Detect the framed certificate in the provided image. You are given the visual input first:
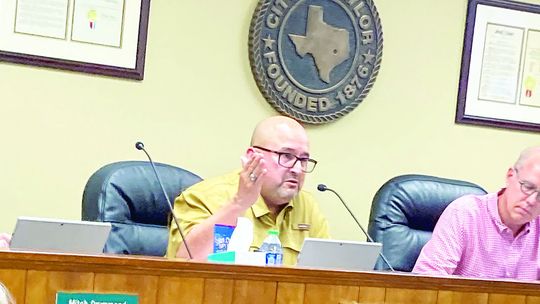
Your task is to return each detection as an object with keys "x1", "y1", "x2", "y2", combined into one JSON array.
[
  {"x1": 0, "y1": 0, "x2": 150, "y2": 80},
  {"x1": 456, "y1": 0, "x2": 540, "y2": 132}
]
